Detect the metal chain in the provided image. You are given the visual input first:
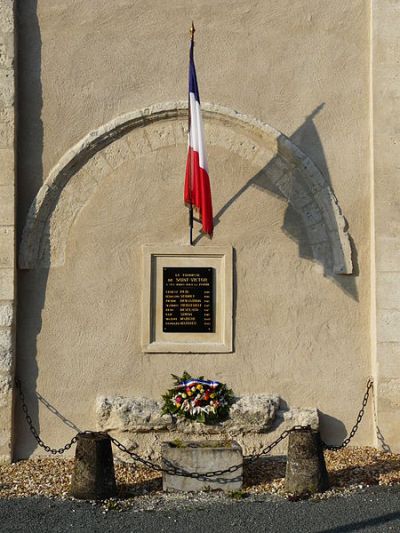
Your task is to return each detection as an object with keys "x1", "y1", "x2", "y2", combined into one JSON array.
[
  {"x1": 322, "y1": 378, "x2": 374, "y2": 450},
  {"x1": 14, "y1": 378, "x2": 78, "y2": 455},
  {"x1": 244, "y1": 425, "x2": 311, "y2": 463},
  {"x1": 14, "y1": 376, "x2": 309, "y2": 477},
  {"x1": 109, "y1": 425, "x2": 311, "y2": 482},
  {"x1": 15, "y1": 376, "x2": 374, "y2": 477}
]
